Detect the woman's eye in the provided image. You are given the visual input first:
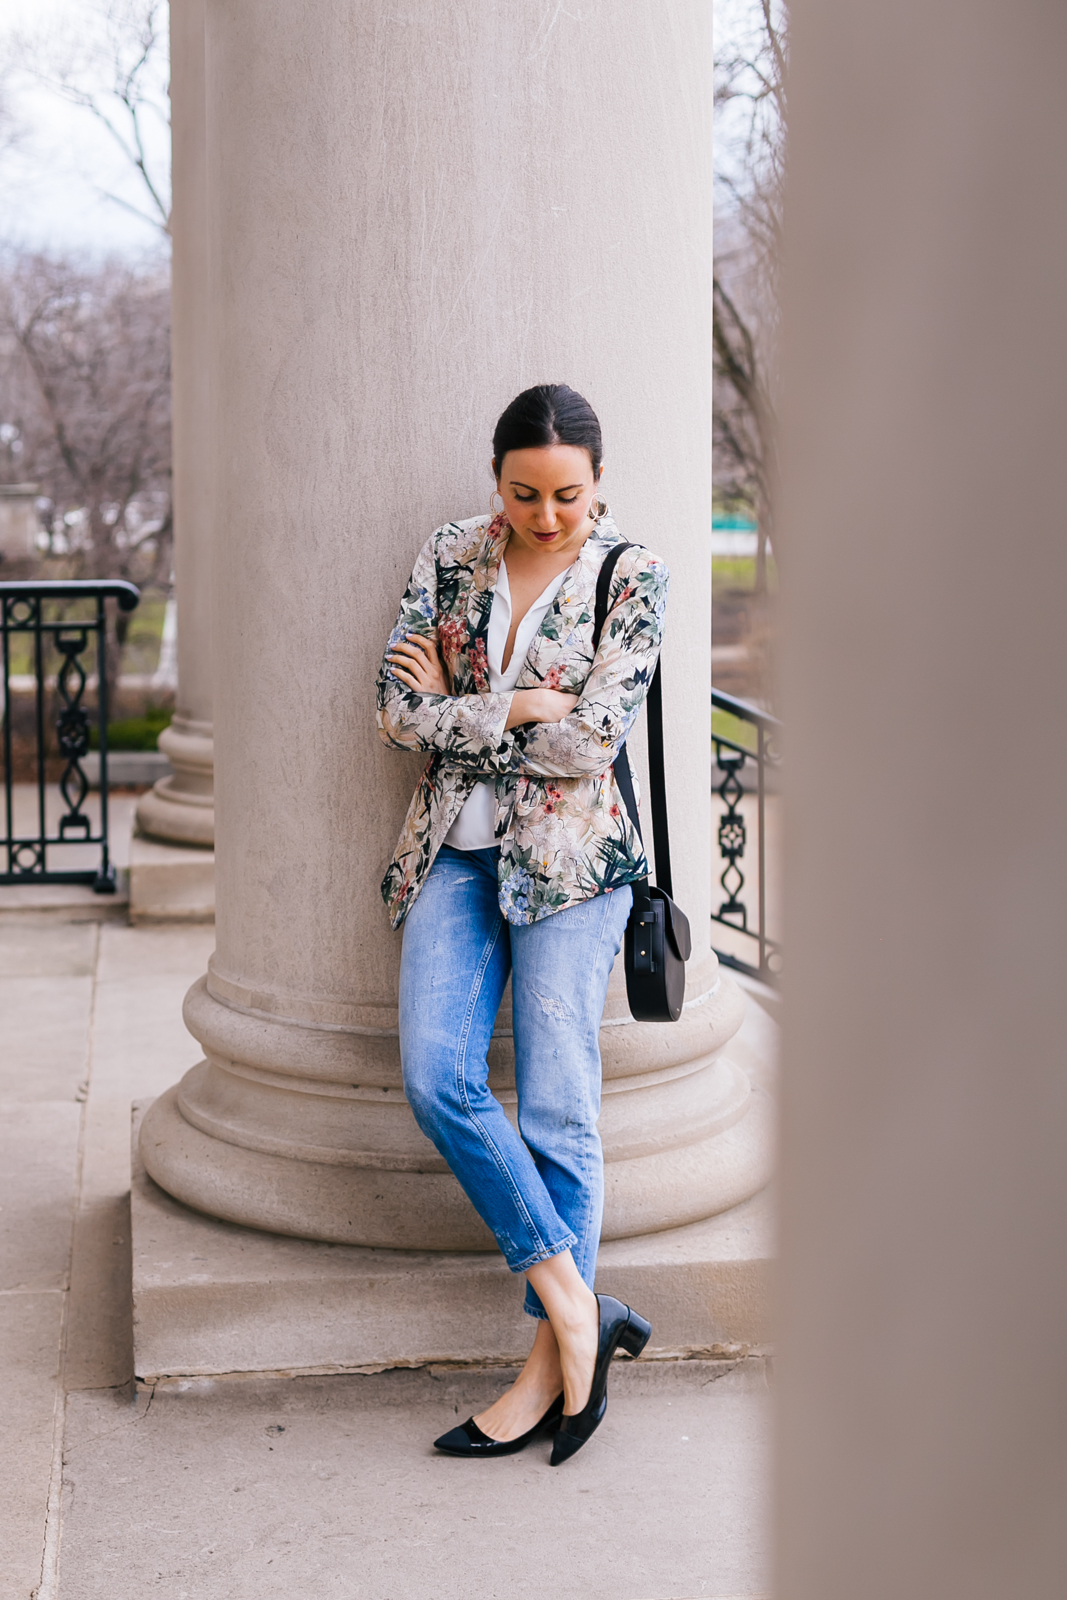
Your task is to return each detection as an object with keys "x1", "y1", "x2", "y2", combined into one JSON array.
[
  {"x1": 558, "y1": 495, "x2": 579, "y2": 505},
  {"x1": 513, "y1": 493, "x2": 537, "y2": 503}
]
